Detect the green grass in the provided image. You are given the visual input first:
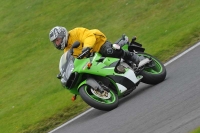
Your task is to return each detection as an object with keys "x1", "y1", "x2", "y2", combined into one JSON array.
[
  {"x1": 190, "y1": 127, "x2": 200, "y2": 133},
  {"x1": 0, "y1": 0, "x2": 200, "y2": 133}
]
